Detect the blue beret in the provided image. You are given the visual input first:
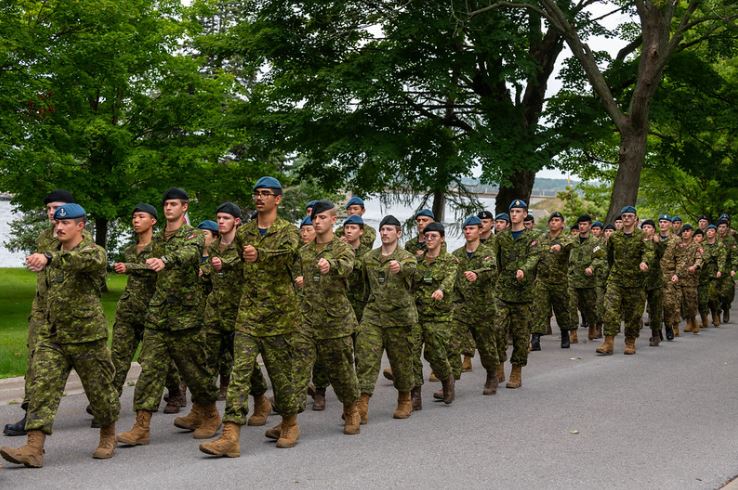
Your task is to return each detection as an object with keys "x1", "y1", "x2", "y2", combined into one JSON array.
[
  {"x1": 306, "y1": 200, "x2": 318, "y2": 209},
  {"x1": 300, "y1": 216, "x2": 313, "y2": 228},
  {"x1": 343, "y1": 215, "x2": 364, "y2": 227},
  {"x1": 620, "y1": 205, "x2": 637, "y2": 215},
  {"x1": 197, "y1": 220, "x2": 219, "y2": 234},
  {"x1": 508, "y1": 199, "x2": 527, "y2": 210},
  {"x1": 132, "y1": 203, "x2": 158, "y2": 219},
  {"x1": 495, "y1": 213, "x2": 510, "y2": 222},
  {"x1": 253, "y1": 176, "x2": 282, "y2": 191},
  {"x1": 658, "y1": 214, "x2": 672, "y2": 222},
  {"x1": 346, "y1": 196, "x2": 365, "y2": 208},
  {"x1": 672, "y1": 215, "x2": 682, "y2": 222},
  {"x1": 707, "y1": 224, "x2": 717, "y2": 230},
  {"x1": 591, "y1": 220, "x2": 604, "y2": 228},
  {"x1": 216, "y1": 201, "x2": 241, "y2": 219},
  {"x1": 719, "y1": 213, "x2": 730, "y2": 221},
  {"x1": 162, "y1": 187, "x2": 188, "y2": 202},
  {"x1": 463, "y1": 215, "x2": 482, "y2": 228},
  {"x1": 54, "y1": 203, "x2": 86, "y2": 220},
  {"x1": 415, "y1": 209, "x2": 435, "y2": 219}
]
